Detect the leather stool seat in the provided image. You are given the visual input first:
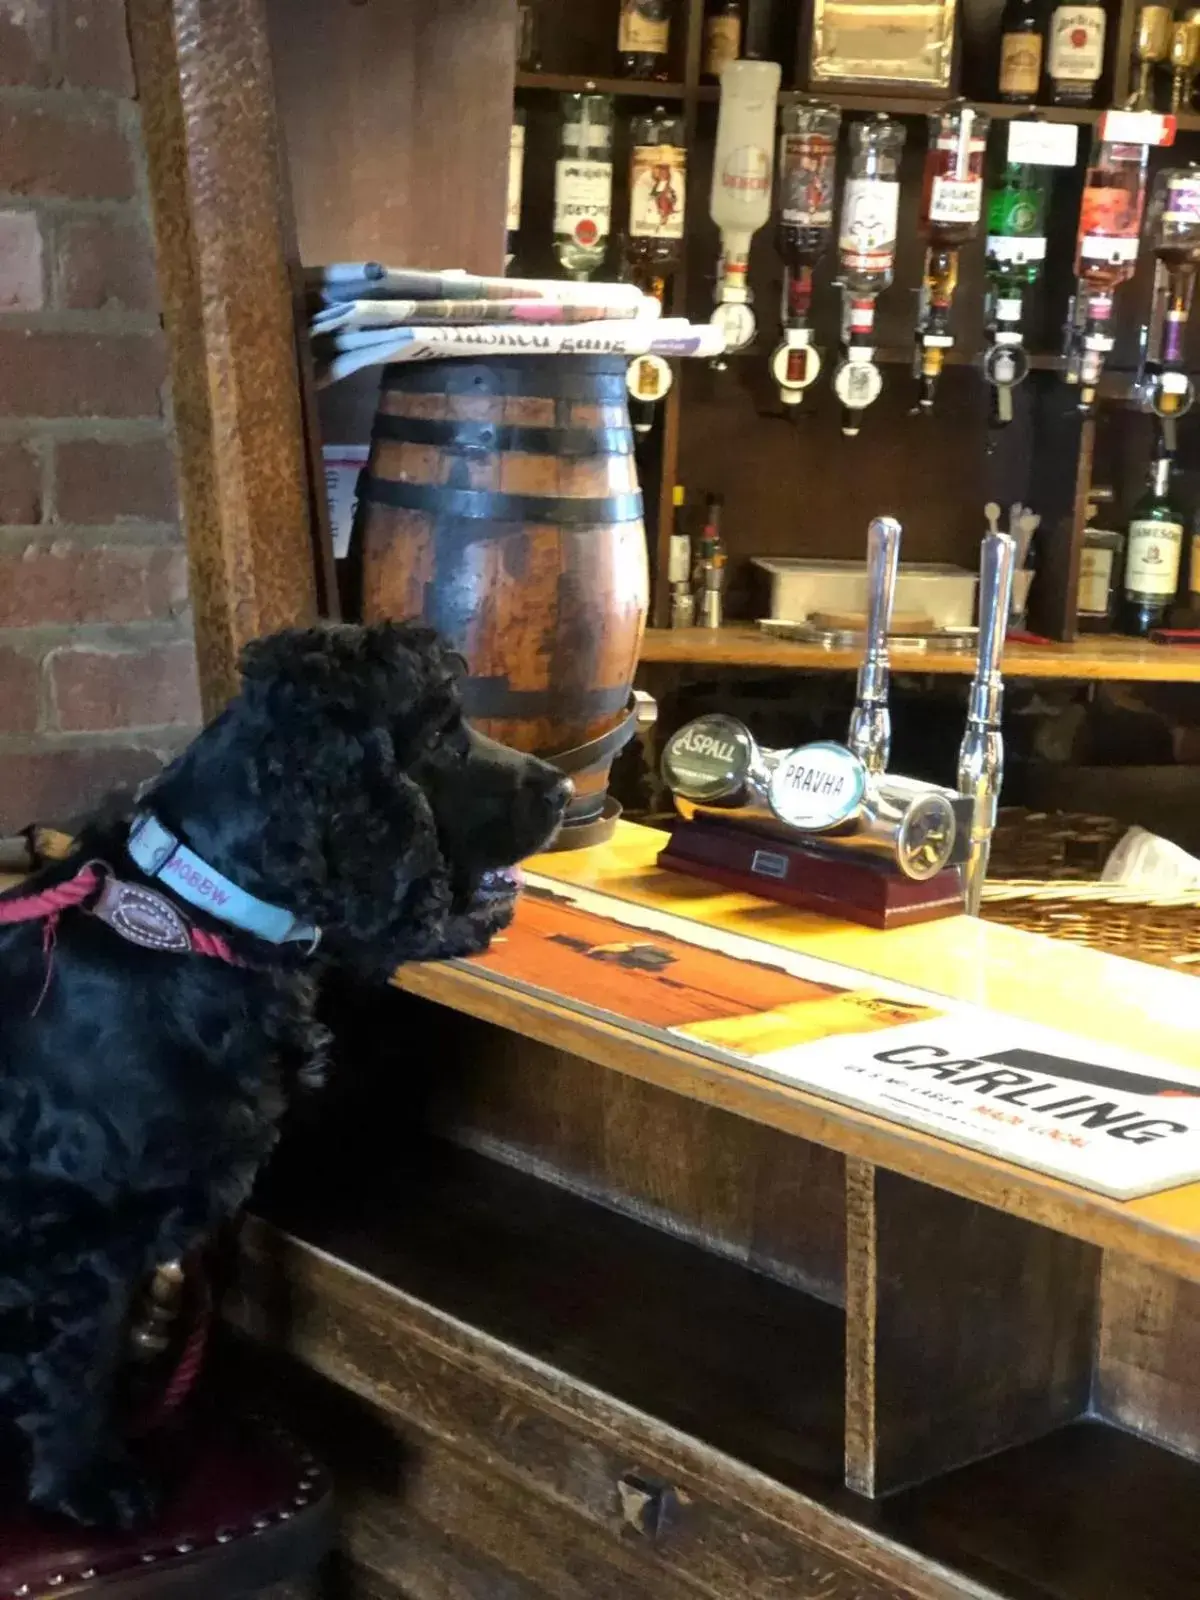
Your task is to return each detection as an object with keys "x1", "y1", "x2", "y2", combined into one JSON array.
[{"x1": 0, "y1": 1417, "x2": 332, "y2": 1600}]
